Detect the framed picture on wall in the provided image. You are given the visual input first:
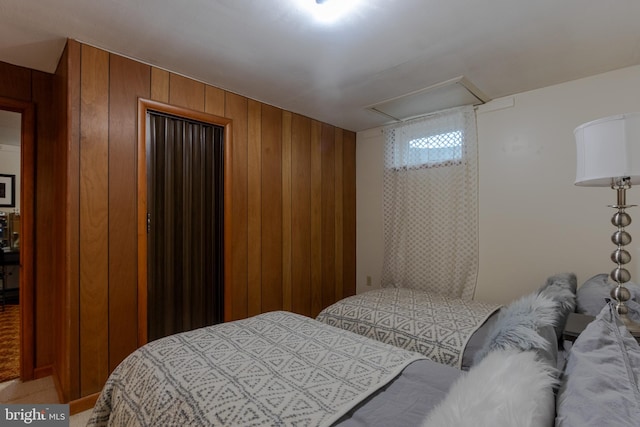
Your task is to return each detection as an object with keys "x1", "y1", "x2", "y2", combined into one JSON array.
[{"x1": 0, "y1": 174, "x2": 16, "y2": 207}]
